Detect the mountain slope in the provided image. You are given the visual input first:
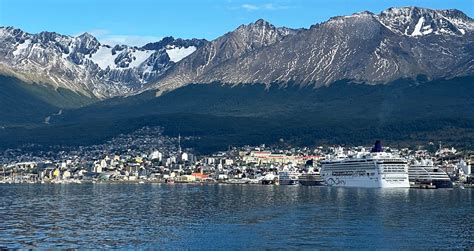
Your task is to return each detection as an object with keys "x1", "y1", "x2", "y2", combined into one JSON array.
[
  {"x1": 6, "y1": 77, "x2": 474, "y2": 152},
  {"x1": 0, "y1": 27, "x2": 207, "y2": 98},
  {"x1": 152, "y1": 19, "x2": 300, "y2": 94},
  {"x1": 56, "y1": 76, "x2": 474, "y2": 122},
  {"x1": 152, "y1": 7, "x2": 474, "y2": 93},
  {"x1": 1, "y1": 6, "x2": 473, "y2": 150},
  {"x1": 1, "y1": 7, "x2": 472, "y2": 99},
  {"x1": 0, "y1": 75, "x2": 96, "y2": 125}
]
